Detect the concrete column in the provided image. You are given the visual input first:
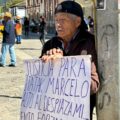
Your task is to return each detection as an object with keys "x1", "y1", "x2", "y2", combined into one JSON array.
[{"x1": 96, "y1": 0, "x2": 119, "y2": 120}]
